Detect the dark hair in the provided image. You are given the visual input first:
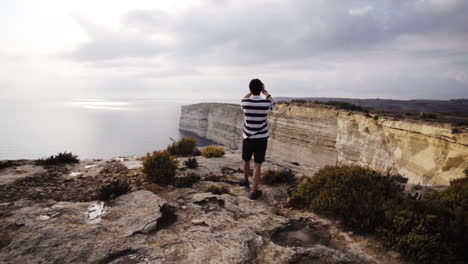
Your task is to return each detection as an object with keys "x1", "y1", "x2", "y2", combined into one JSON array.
[{"x1": 249, "y1": 79, "x2": 263, "y2": 95}]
